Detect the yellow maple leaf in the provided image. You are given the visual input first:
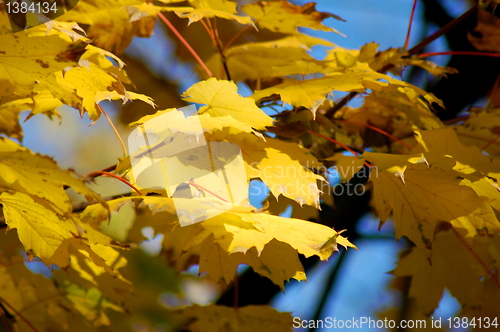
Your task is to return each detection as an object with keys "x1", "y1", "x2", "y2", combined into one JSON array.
[
  {"x1": 0, "y1": 231, "x2": 121, "y2": 331},
  {"x1": 0, "y1": 191, "x2": 120, "y2": 273},
  {"x1": 175, "y1": 0, "x2": 254, "y2": 25},
  {"x1": 0, "y1": 27, "x2": 87, "y2": 99},
  {"x1": 130, "y1": 108, "x2": 256, "y2": 134},
  {"x1": 371, "y1": 164, "x2": 485, "y2": 252},
  {"x1": 0, "y1": 138, "x2": 103, "y2": 214},
  {"x1": 199, "y1": 236, "x2": 306, "y2": 288},
  {"x1": 215, "y1": 132, "x2": 323, "y2": 207},
  {"x1": 451, "y1": 203, "x2": 500, "y2": 241},
  {"x1": 456, "y1": 126, "x2": 500, "y2": 158},
  {"x1": 394, "y1": 230, "x2": 497, "y2": 316},
  {"x1": 207, "y1": 42, "x2": 322, "y2": 82},
  {"x1": 413, "y1": 128, "x2": 500, "y2": 207},
  {"x1": 0, "y1": 106, "x2": 23, "y2": 142},
  {"x1": 363, "y1": 151, "x2": 427, "y2": 184},
  {"x1": 243, "y1": 0, "x2": 344, "y2": 35},
  {"x1": 60, "y1": 0, "x2": 186, "y2": 54},
  {"x1": 182, "y1": 78, "x2": 274, "y2": 130}
]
